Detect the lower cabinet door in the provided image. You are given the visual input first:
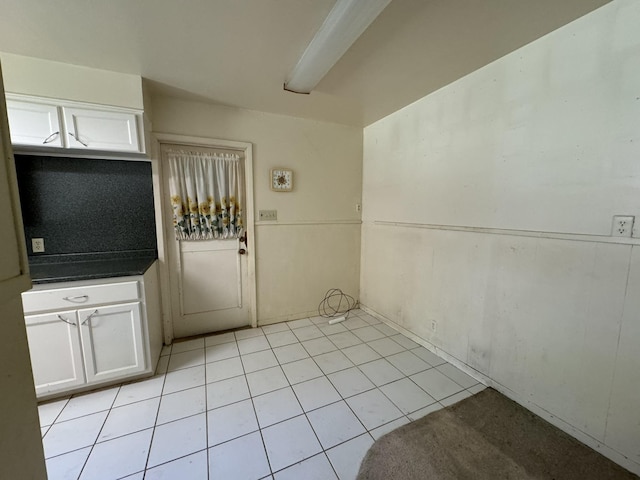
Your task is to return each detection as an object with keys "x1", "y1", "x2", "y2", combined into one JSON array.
[
  {"x1": 78, "y1": 302, "x2": 146, "y2": 384},
  {"x1": 25, "y1": 310, "x2": 86, "y2": 396}
]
